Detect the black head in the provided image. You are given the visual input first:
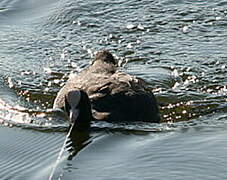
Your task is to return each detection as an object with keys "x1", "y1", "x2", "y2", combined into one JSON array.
[
  {"x1": 93, "y1": 50, "x2": 116, "y2": 65},
  {"x1": 65, "y1": 90, "x2": 92, "y2": 131}
]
